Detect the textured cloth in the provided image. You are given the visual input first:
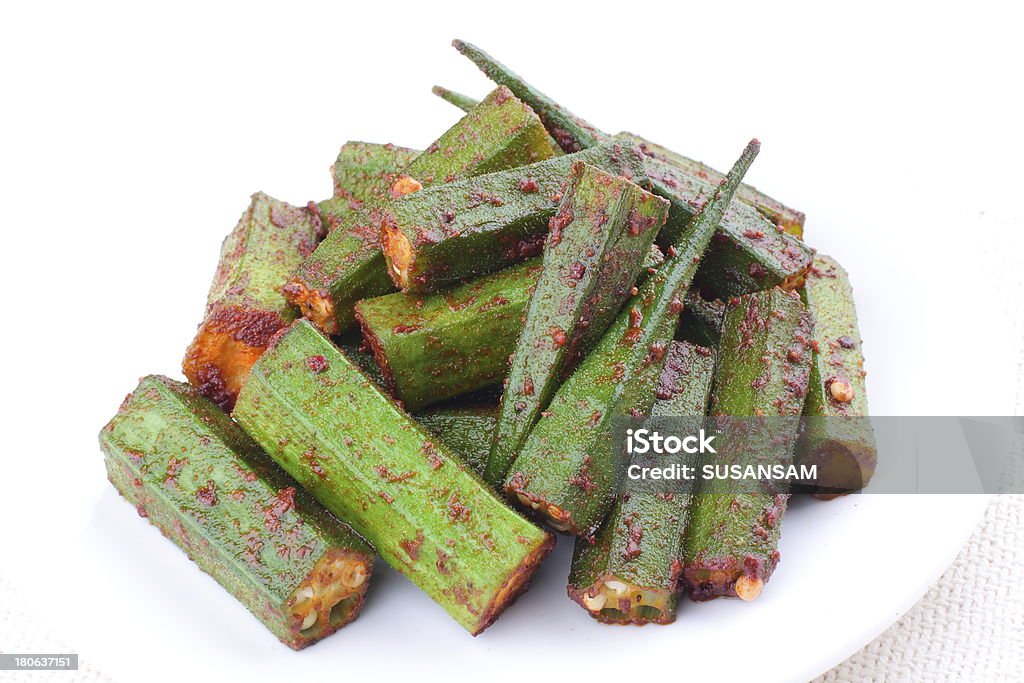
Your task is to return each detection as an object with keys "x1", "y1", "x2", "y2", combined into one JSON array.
[{"x1": 816, "y1": 495, "x2": 1024, "y2": 682}]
